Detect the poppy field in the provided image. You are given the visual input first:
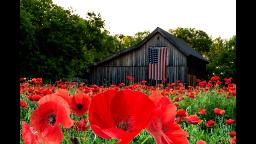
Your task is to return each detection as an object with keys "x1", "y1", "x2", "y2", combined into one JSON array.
[{"x1": 20, "y1": 76, "x2": 236, "y2": 144}]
